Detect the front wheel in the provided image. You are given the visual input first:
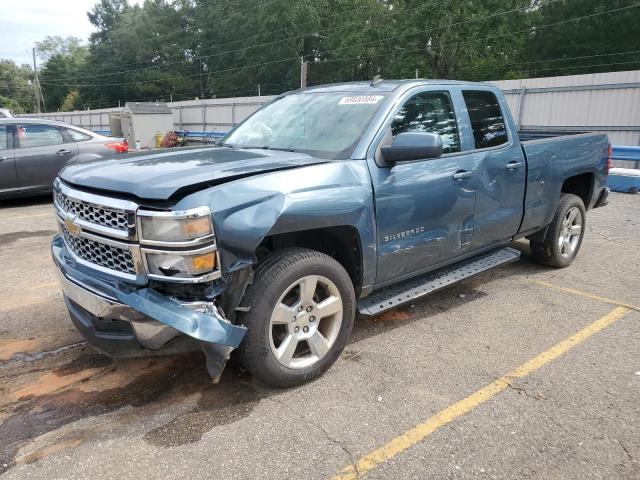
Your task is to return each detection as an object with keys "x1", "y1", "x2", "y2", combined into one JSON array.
[
  {"x1": 237, "y1": 248, "x2": 355, "y2": 388},
  {"x1": 530, "y1": 193, "x2": 586, "y2": 268}
]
